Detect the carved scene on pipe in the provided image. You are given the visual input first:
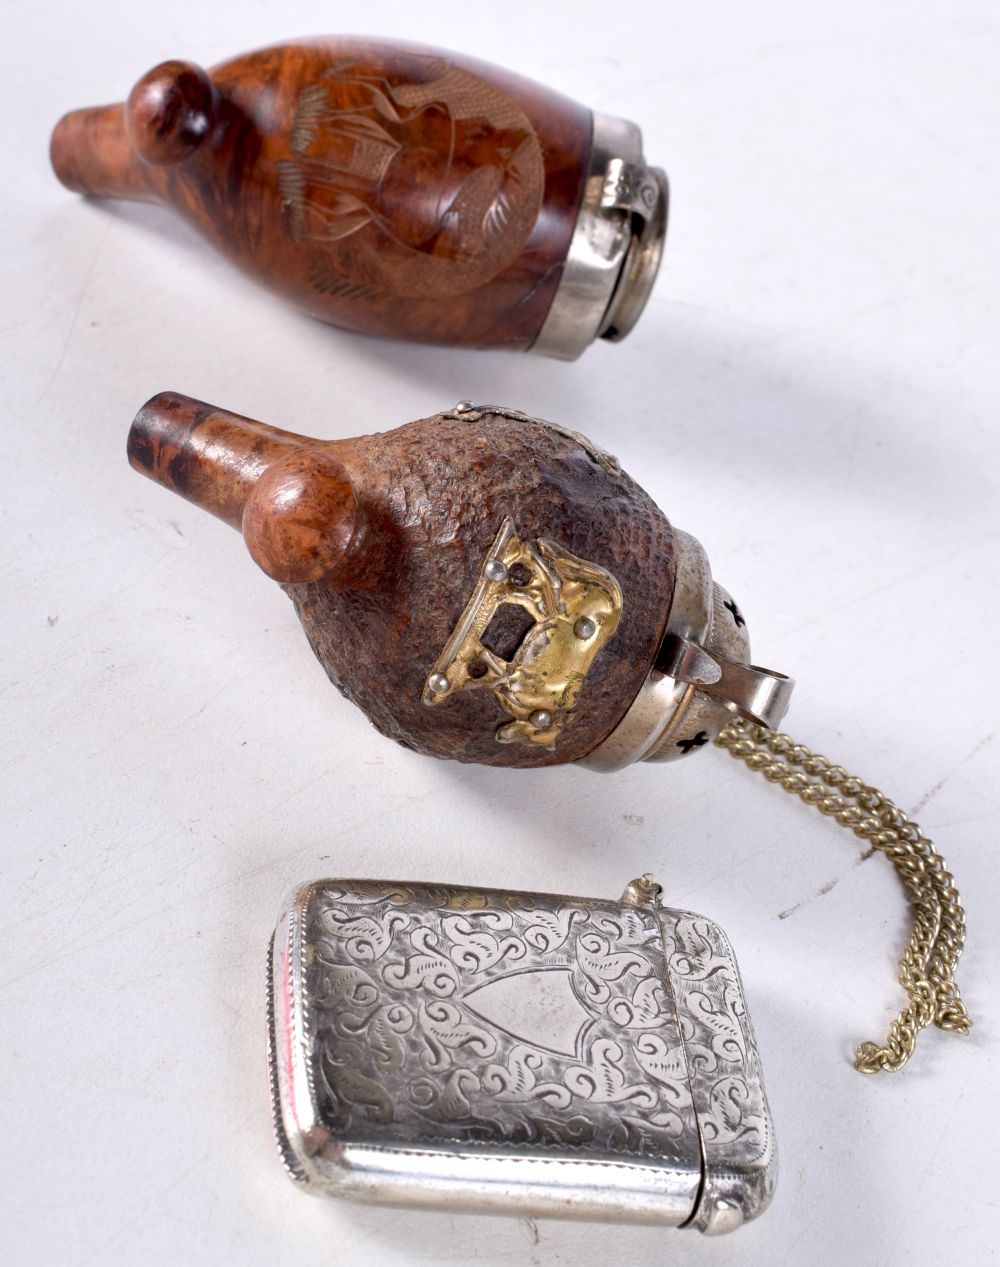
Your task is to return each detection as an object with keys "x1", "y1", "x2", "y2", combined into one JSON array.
[{"x1": 51, "y1": 38, "x2": 667, "y2": 356}]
